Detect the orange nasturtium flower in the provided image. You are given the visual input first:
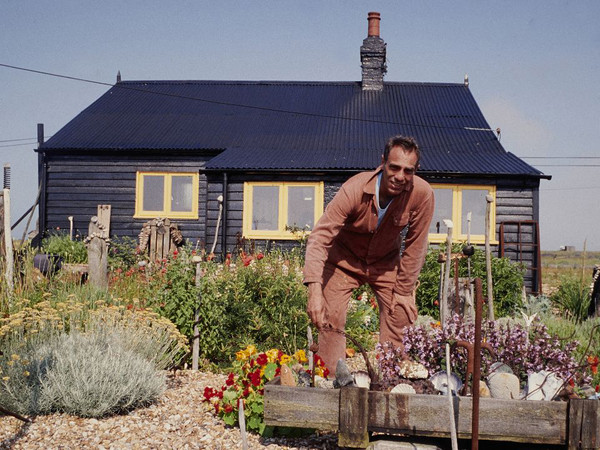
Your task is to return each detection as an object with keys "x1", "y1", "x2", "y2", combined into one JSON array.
[{"x1": 587, "y1": 355, "x2": 599, "y2": 375}]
